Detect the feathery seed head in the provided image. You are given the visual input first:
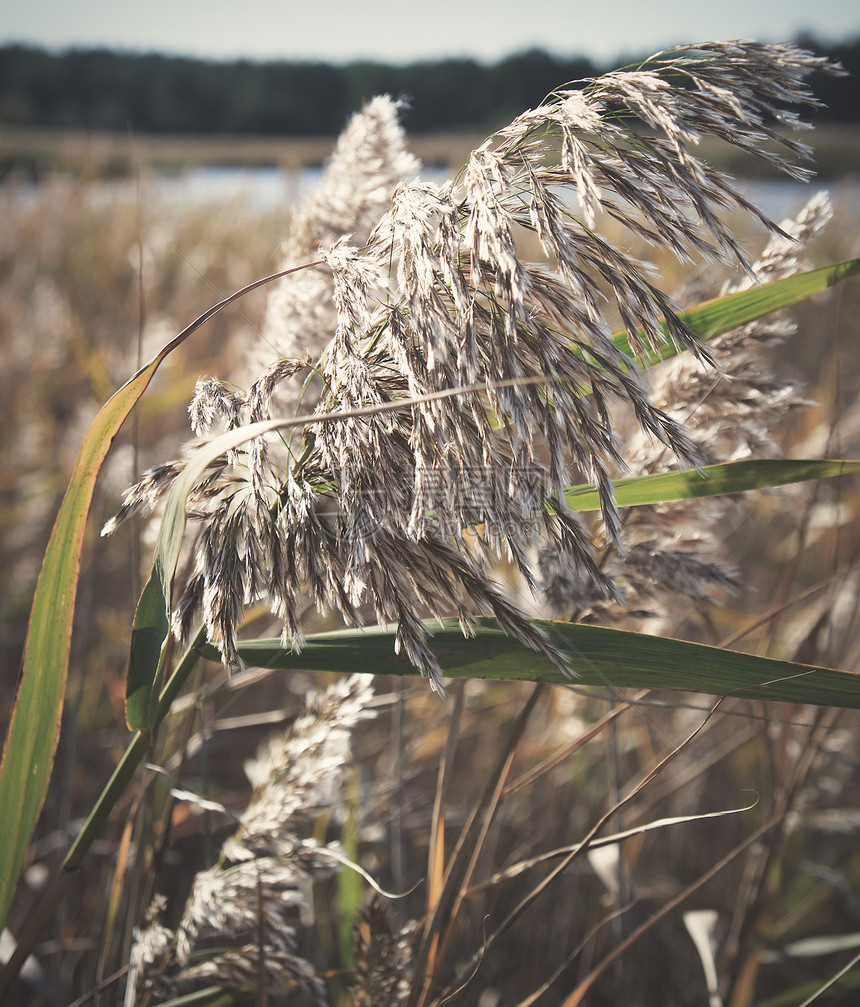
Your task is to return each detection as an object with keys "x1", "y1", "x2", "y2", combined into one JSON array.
[
  {"x1": 105, "y1": 42, "x2": 842, "y2": 688},
  {"x1": 127, "y1": 676, "x2": 373, "y2": 1002}
]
